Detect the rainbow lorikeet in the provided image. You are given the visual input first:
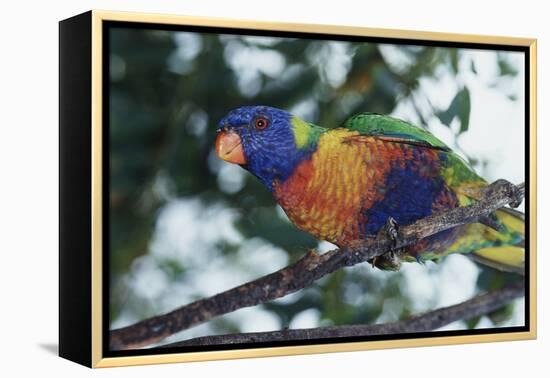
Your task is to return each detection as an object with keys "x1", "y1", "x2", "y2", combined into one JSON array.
[{"x1": 215, "y1": 106, "x2": 524, "y2": 273}]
